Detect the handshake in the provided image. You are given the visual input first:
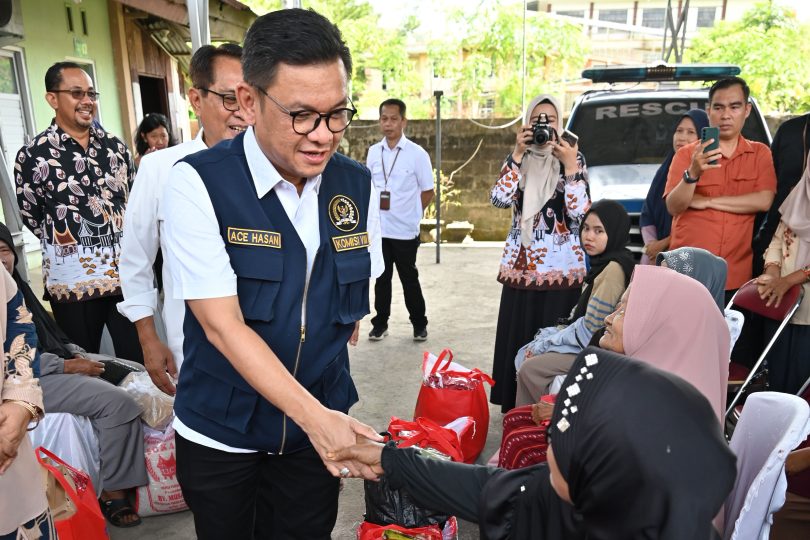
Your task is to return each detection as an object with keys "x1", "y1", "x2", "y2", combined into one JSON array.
[{"x1": 326, "y1": 435, "x2": 387, "y2": 481}]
